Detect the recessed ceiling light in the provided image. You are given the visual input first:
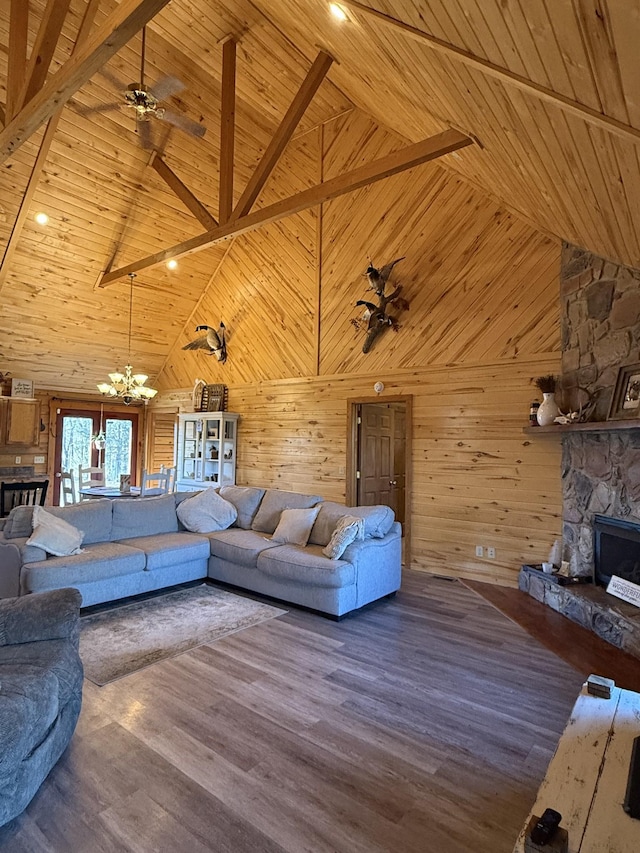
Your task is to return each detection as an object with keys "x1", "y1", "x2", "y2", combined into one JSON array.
[
  {"x1": 35, "y1": 212, "x2": 49, "y2": 225},
  {"x1": 166, "y1": 259, "x2": 178, "y2": 270},
  {"x1": 329, "y1": 3, "x2": 349, "y2": 22}
]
